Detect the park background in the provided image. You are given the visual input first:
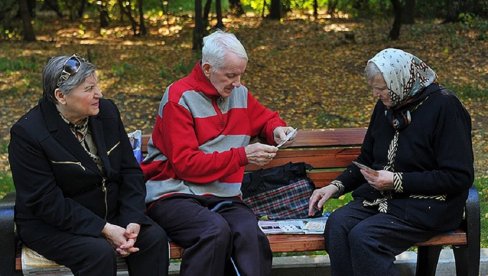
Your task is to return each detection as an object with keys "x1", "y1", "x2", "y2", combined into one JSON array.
[{"x1": 0, "y1": 0, "x2": 487, "y2": 248}]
